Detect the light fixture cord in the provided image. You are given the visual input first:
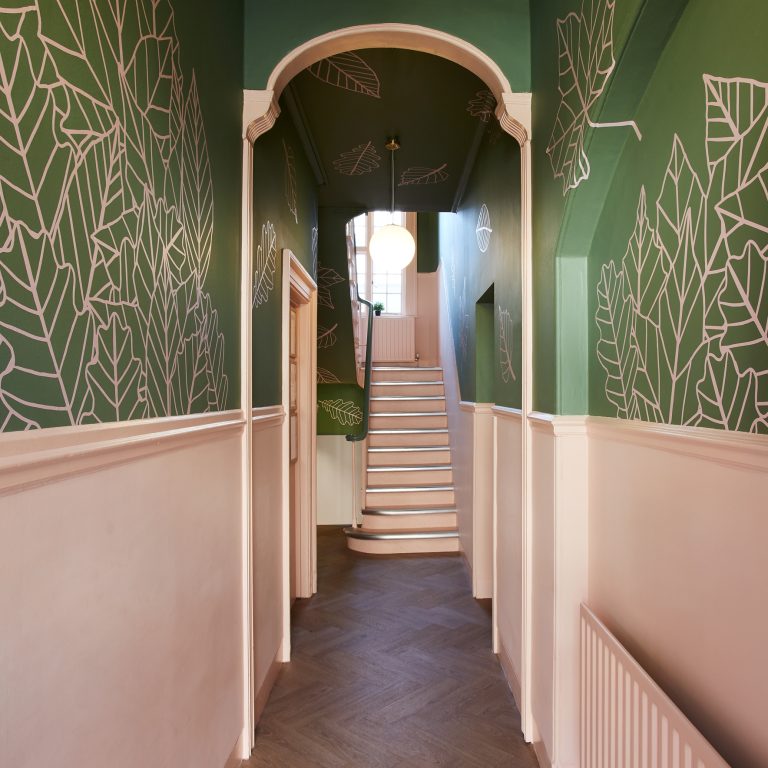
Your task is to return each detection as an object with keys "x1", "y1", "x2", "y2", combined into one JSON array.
[{"x1": 390, "y1": 144, "x2": 395, "y2": 215}]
